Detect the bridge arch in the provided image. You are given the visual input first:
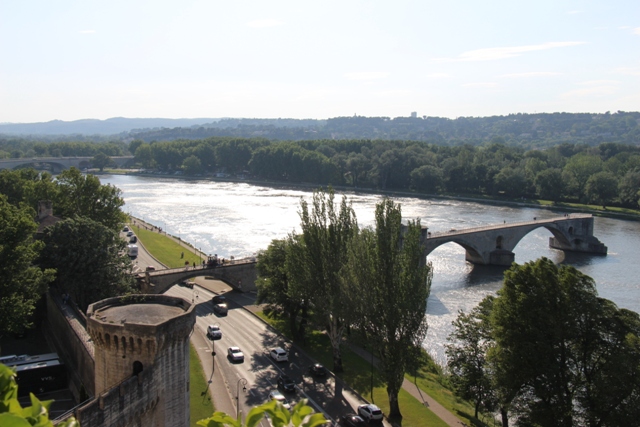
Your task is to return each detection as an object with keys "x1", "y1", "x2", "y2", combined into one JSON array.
[{"x1": 419, "y1": 215, "x2": 607, "y2": 266}]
